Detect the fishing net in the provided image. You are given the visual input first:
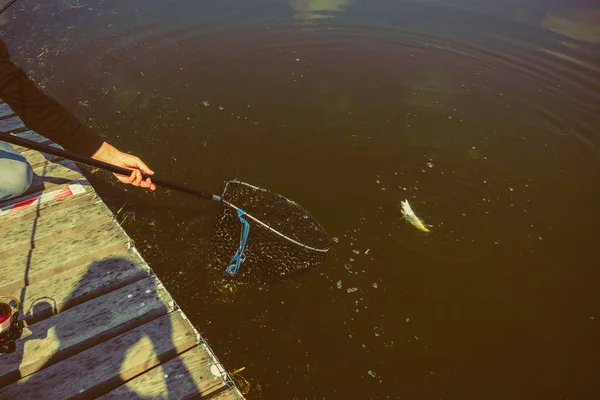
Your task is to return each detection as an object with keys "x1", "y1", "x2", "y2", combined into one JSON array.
[{"x1": 211, "y1": 180, "x2": 331, "y2": 280}]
